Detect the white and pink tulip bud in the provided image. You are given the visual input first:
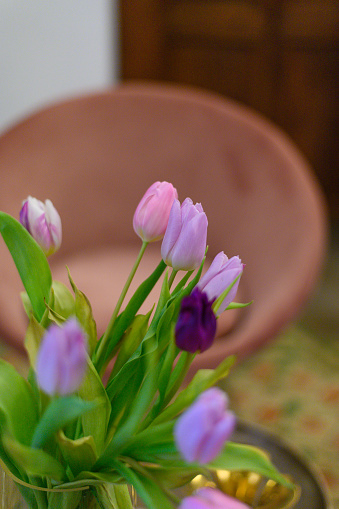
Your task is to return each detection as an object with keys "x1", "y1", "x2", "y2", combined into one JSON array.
[
  {"x1": 133, "y1": 181, "x2": 178, "y2": 242},
  {"x1": 20, "y1": 196, "x2": 62, "y2": 256}
]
